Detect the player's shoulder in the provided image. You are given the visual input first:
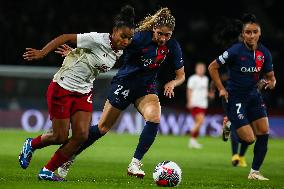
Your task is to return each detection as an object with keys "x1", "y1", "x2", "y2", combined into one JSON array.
[
  {"x1": 258, "y1": 43, "x2": 271, "y2": 54},
  {"x1": 167, "y1": 38, "x2": 181, "y2": 49},
  {"x1": 133, "y1": 31, "x2": 152, "y2": 44},
  {"x1": 229, "y1": 42, "x2": 243, "y2": 51}
]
